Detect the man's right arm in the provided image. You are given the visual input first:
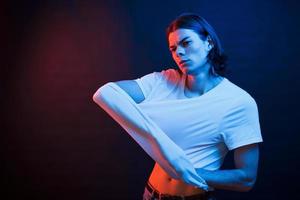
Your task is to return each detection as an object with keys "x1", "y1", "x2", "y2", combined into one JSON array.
[{"x1": 92, "y1": 81, "x2": 210, "y2": 190}]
